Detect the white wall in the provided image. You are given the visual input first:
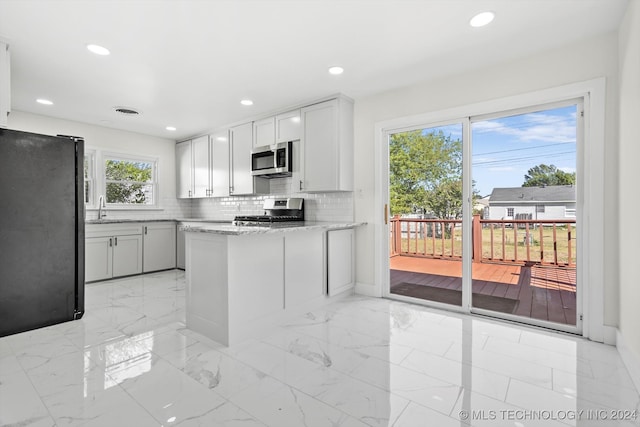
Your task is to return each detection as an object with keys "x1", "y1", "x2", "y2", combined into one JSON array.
[
  {"x1": 353, "y1": 32, "x2": 620, "y2": 327},
  {"x1": 7, "y1": 110, "x2": 191, "y2": 220},
  {"x1": 618, "y1": 0, "x2": 640, "y2": 387}
]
